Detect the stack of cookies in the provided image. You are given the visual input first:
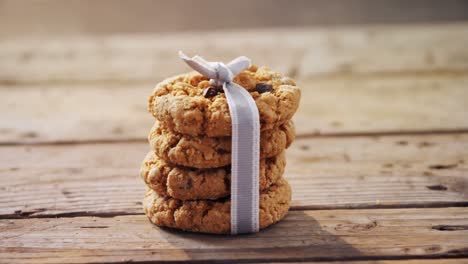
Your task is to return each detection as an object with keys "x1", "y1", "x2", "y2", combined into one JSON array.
[{"x1": 140, "y1": 65, "x2": 301, "y2": 234}]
